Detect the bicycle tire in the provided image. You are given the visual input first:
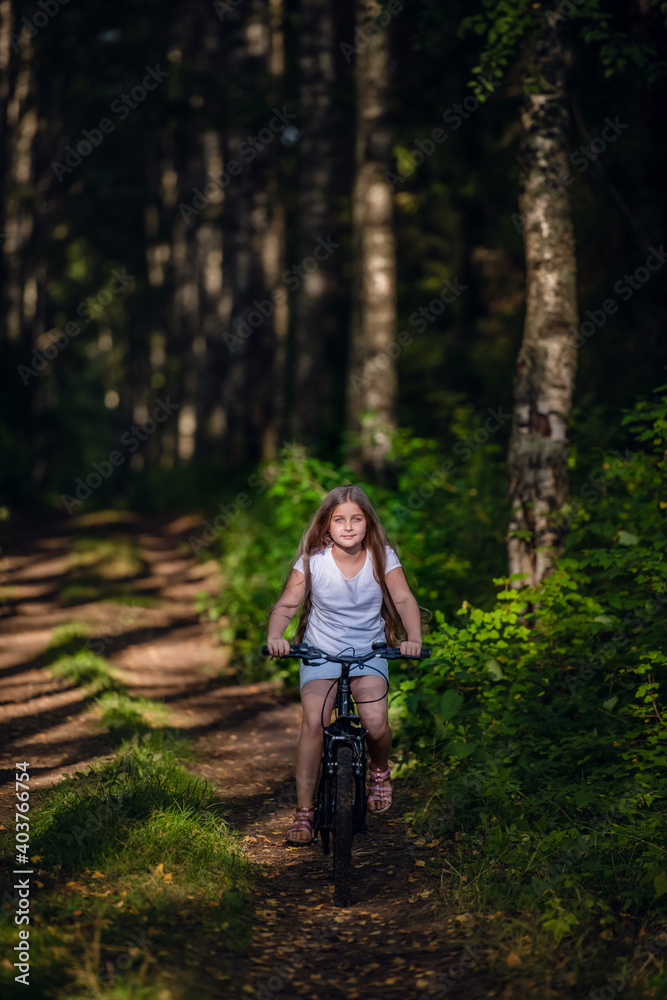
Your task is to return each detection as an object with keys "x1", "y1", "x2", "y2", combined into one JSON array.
[
  {"x1": 333, "y1": 745, "x2": 355, "y2": 907},
  {"x1": 316, "y1": 769, "x2": 331, "y2": 855}
]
